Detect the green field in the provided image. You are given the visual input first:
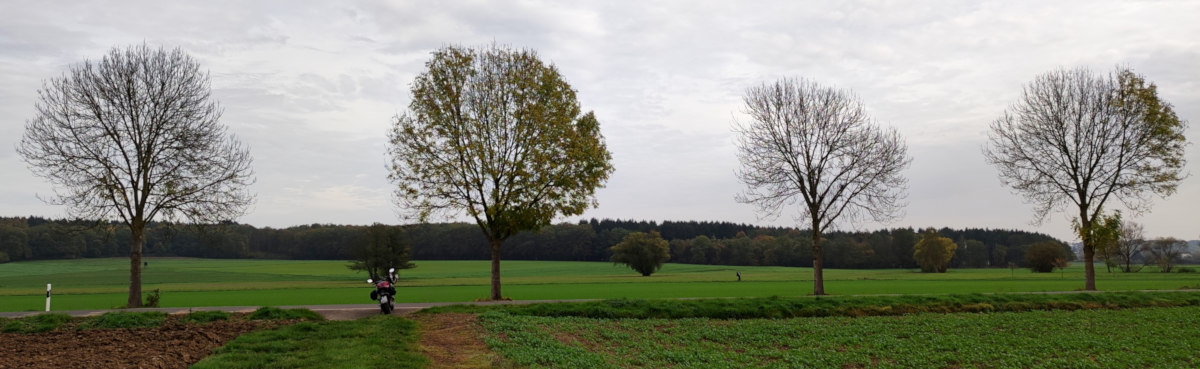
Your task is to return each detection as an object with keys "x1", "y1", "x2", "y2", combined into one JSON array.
[
  {"x1": 1, "y1": 258, "x2": 1197, "y2": 311},
  {"x1": 480, "y1": 306, "x2": 1200, "y2": 368}
]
